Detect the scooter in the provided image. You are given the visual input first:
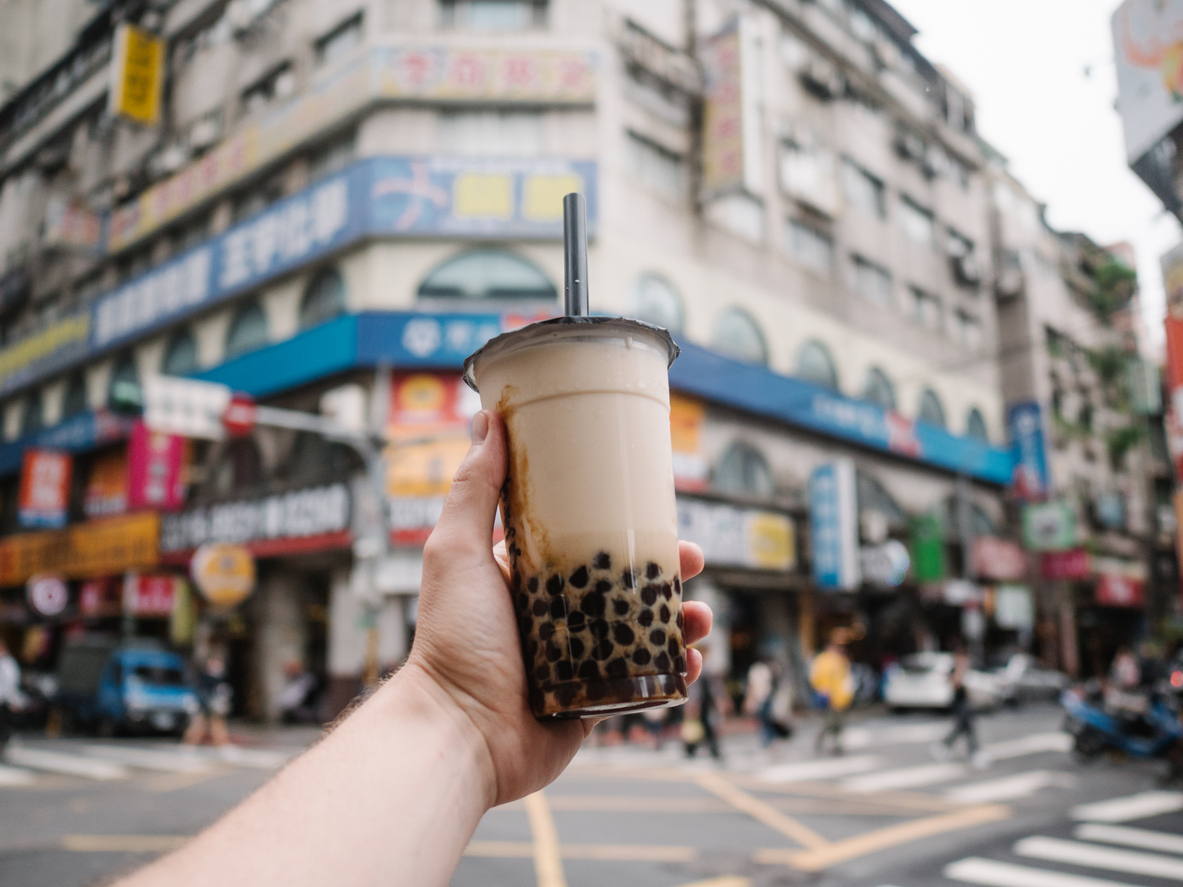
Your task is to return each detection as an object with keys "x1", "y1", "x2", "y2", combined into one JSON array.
[{"x1": 1061, "y1": 686, "x2": 1183, "y2": 780}]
